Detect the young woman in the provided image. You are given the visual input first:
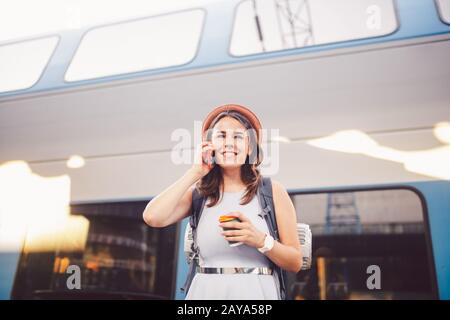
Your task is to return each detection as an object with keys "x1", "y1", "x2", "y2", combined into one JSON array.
[{"x1": 143, "y1": 104, "x2": 302, "y2": 299}]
